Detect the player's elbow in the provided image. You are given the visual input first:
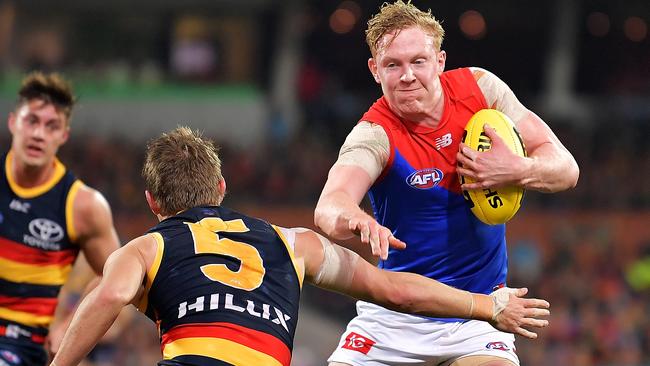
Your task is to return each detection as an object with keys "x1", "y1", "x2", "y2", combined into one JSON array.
[
  {"x1": 554, "y1": 159, "x2": 580, "y2": 192},
  {"x1": 560, "y1": 152, "x2": 580, "y2": 190},
  {"x1": 95, "y1": 283, "x2": 135, "y2": 308}
]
